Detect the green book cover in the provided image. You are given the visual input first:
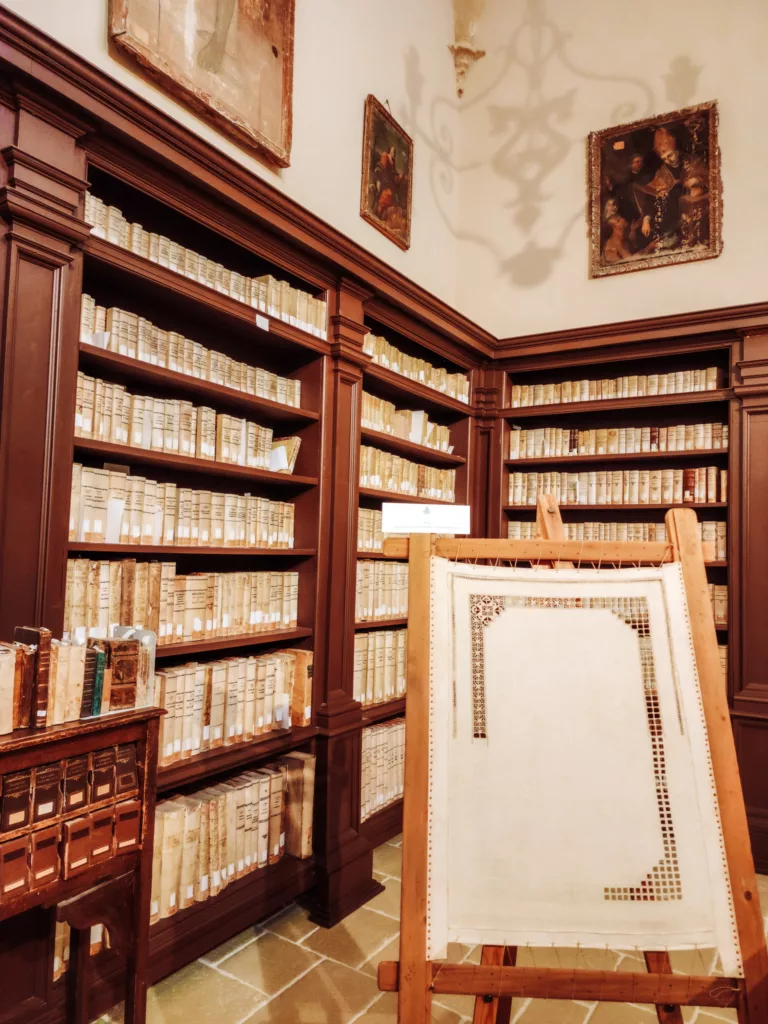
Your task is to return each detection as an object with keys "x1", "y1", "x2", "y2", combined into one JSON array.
[{"x1": 91, "y1": 649, "x2": 106, "y2": 716}]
